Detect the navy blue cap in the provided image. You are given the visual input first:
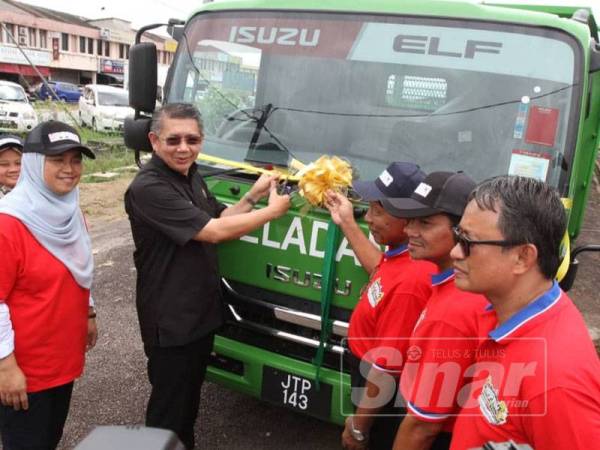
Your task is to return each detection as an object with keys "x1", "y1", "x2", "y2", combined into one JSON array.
[
  {"x1": 384, "y1": 171, "x2": 476, "y2": 218},
  {"x1": 353, "y1": 162, "x2": 426, "y2": 202}
]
